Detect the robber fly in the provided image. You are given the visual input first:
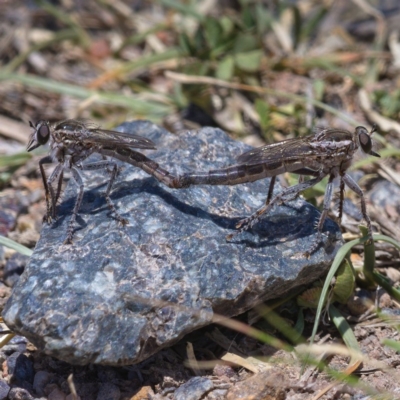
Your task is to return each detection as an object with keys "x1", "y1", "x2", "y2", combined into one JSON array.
[
  {"x1": 27, "y1": 119, "x2": 176, "y2": 244},
  {"x1": 172, "y1": 126, "x2": 380, "y2": 256}
]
